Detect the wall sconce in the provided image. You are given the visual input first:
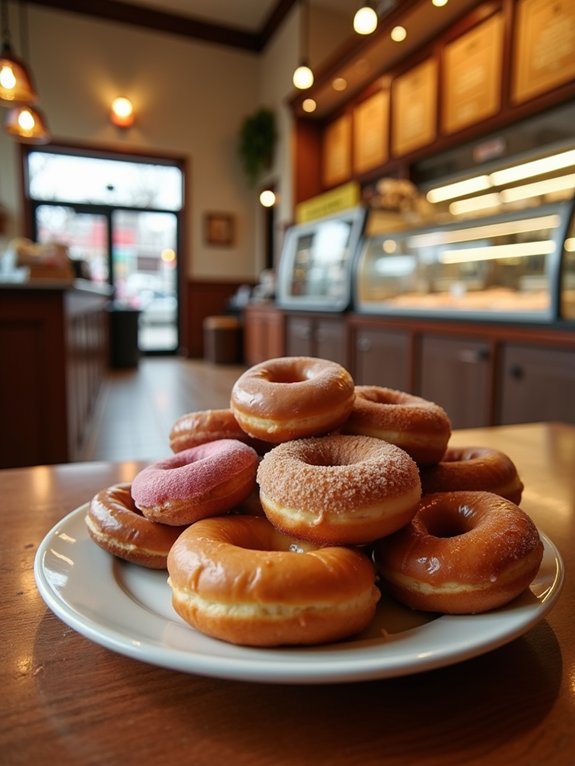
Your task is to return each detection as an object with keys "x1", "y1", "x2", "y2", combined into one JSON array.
[
  {"x1": 293, "y1": 0, "x2": 313, "y2": 90},
  {"x1": 353, "y1": 3, "x2": 378, "y2": 35},
  {"x1": 110, "y1": 96, "x2": 135, "y2": 128},
  {"x1": 4, "y1": 103, "x2": 49, "y2": 142}
]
